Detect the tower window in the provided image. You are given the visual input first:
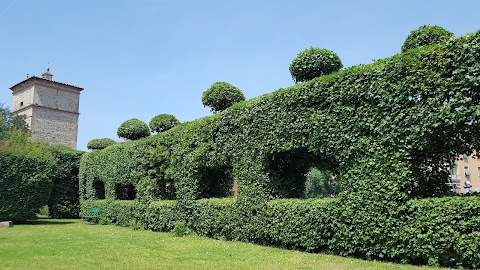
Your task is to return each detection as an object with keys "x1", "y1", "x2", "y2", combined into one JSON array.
[{"x1": 20, "y1": 102, "x2": 23, "y2": 107}]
